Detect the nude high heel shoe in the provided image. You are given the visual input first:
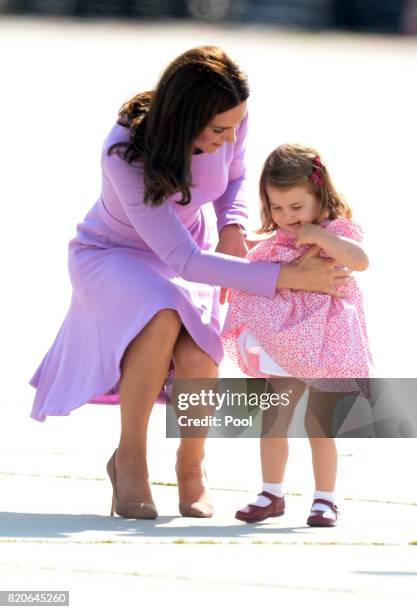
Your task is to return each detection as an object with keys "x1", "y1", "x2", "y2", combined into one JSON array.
[{"x1": 106, "y1": 449, "x2": 158, "y2": 519}]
